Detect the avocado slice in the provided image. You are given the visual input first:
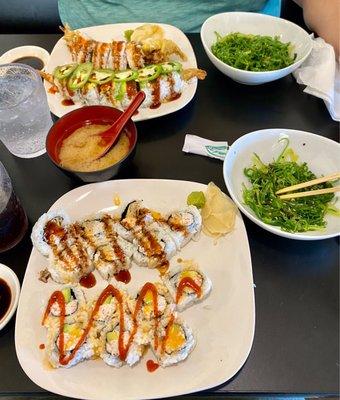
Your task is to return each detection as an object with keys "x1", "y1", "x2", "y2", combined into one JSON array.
[
  {"x1": 104, "y1": 295, "x2": 113, "y2": 304},
  {"x1": 62, "y1": 288, "x2": 72, "y2": 303},
  {"x1": 63, "y1": 323, "x2": 77, "y2": 333},
  {"x1": 106, "y1": 331, "x2": 119, "y2": 342}
]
